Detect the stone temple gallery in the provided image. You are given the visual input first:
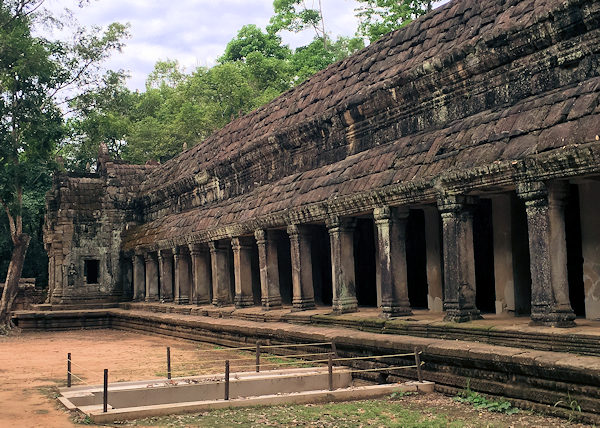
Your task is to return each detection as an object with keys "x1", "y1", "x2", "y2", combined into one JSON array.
[{"x1": 44, "y1": 0, "x2": 600, "y2": 328}]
